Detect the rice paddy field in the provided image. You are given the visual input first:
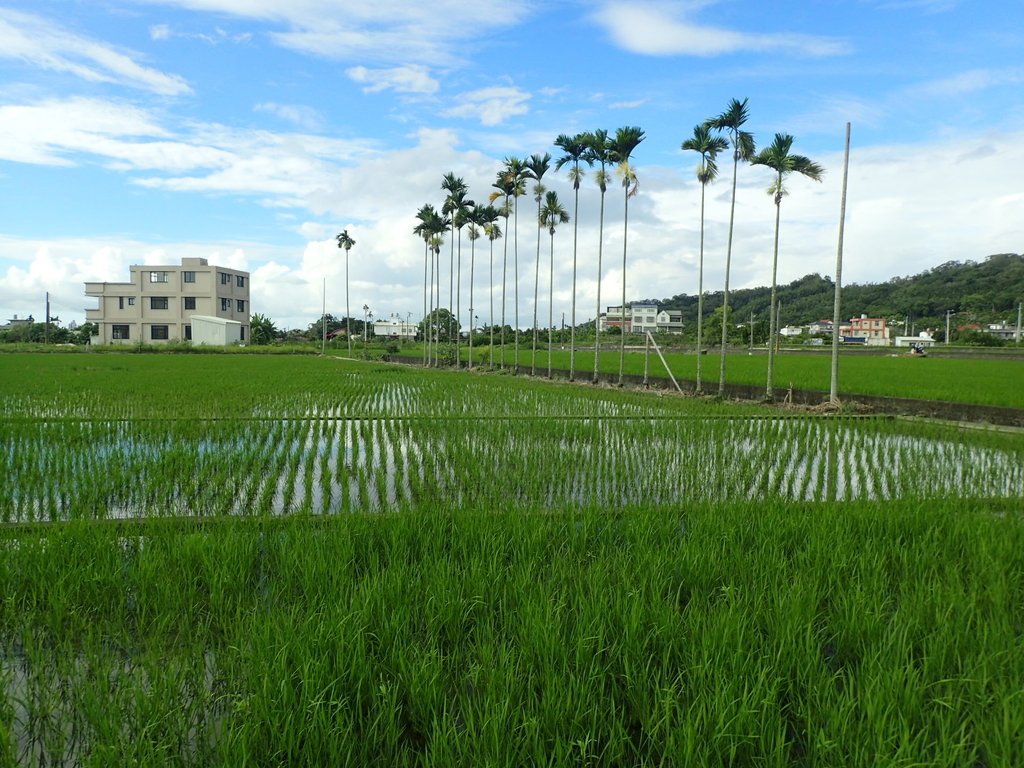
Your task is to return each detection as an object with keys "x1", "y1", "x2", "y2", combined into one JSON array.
[{"x1": 2, "y1": 353, "x2": 1023, "y2": 766}]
